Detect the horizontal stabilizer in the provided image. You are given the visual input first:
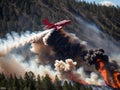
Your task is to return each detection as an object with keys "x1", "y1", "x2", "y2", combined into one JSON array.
[{"x1": 43, "y1": 19, "x2": 53, "y2": 26}]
